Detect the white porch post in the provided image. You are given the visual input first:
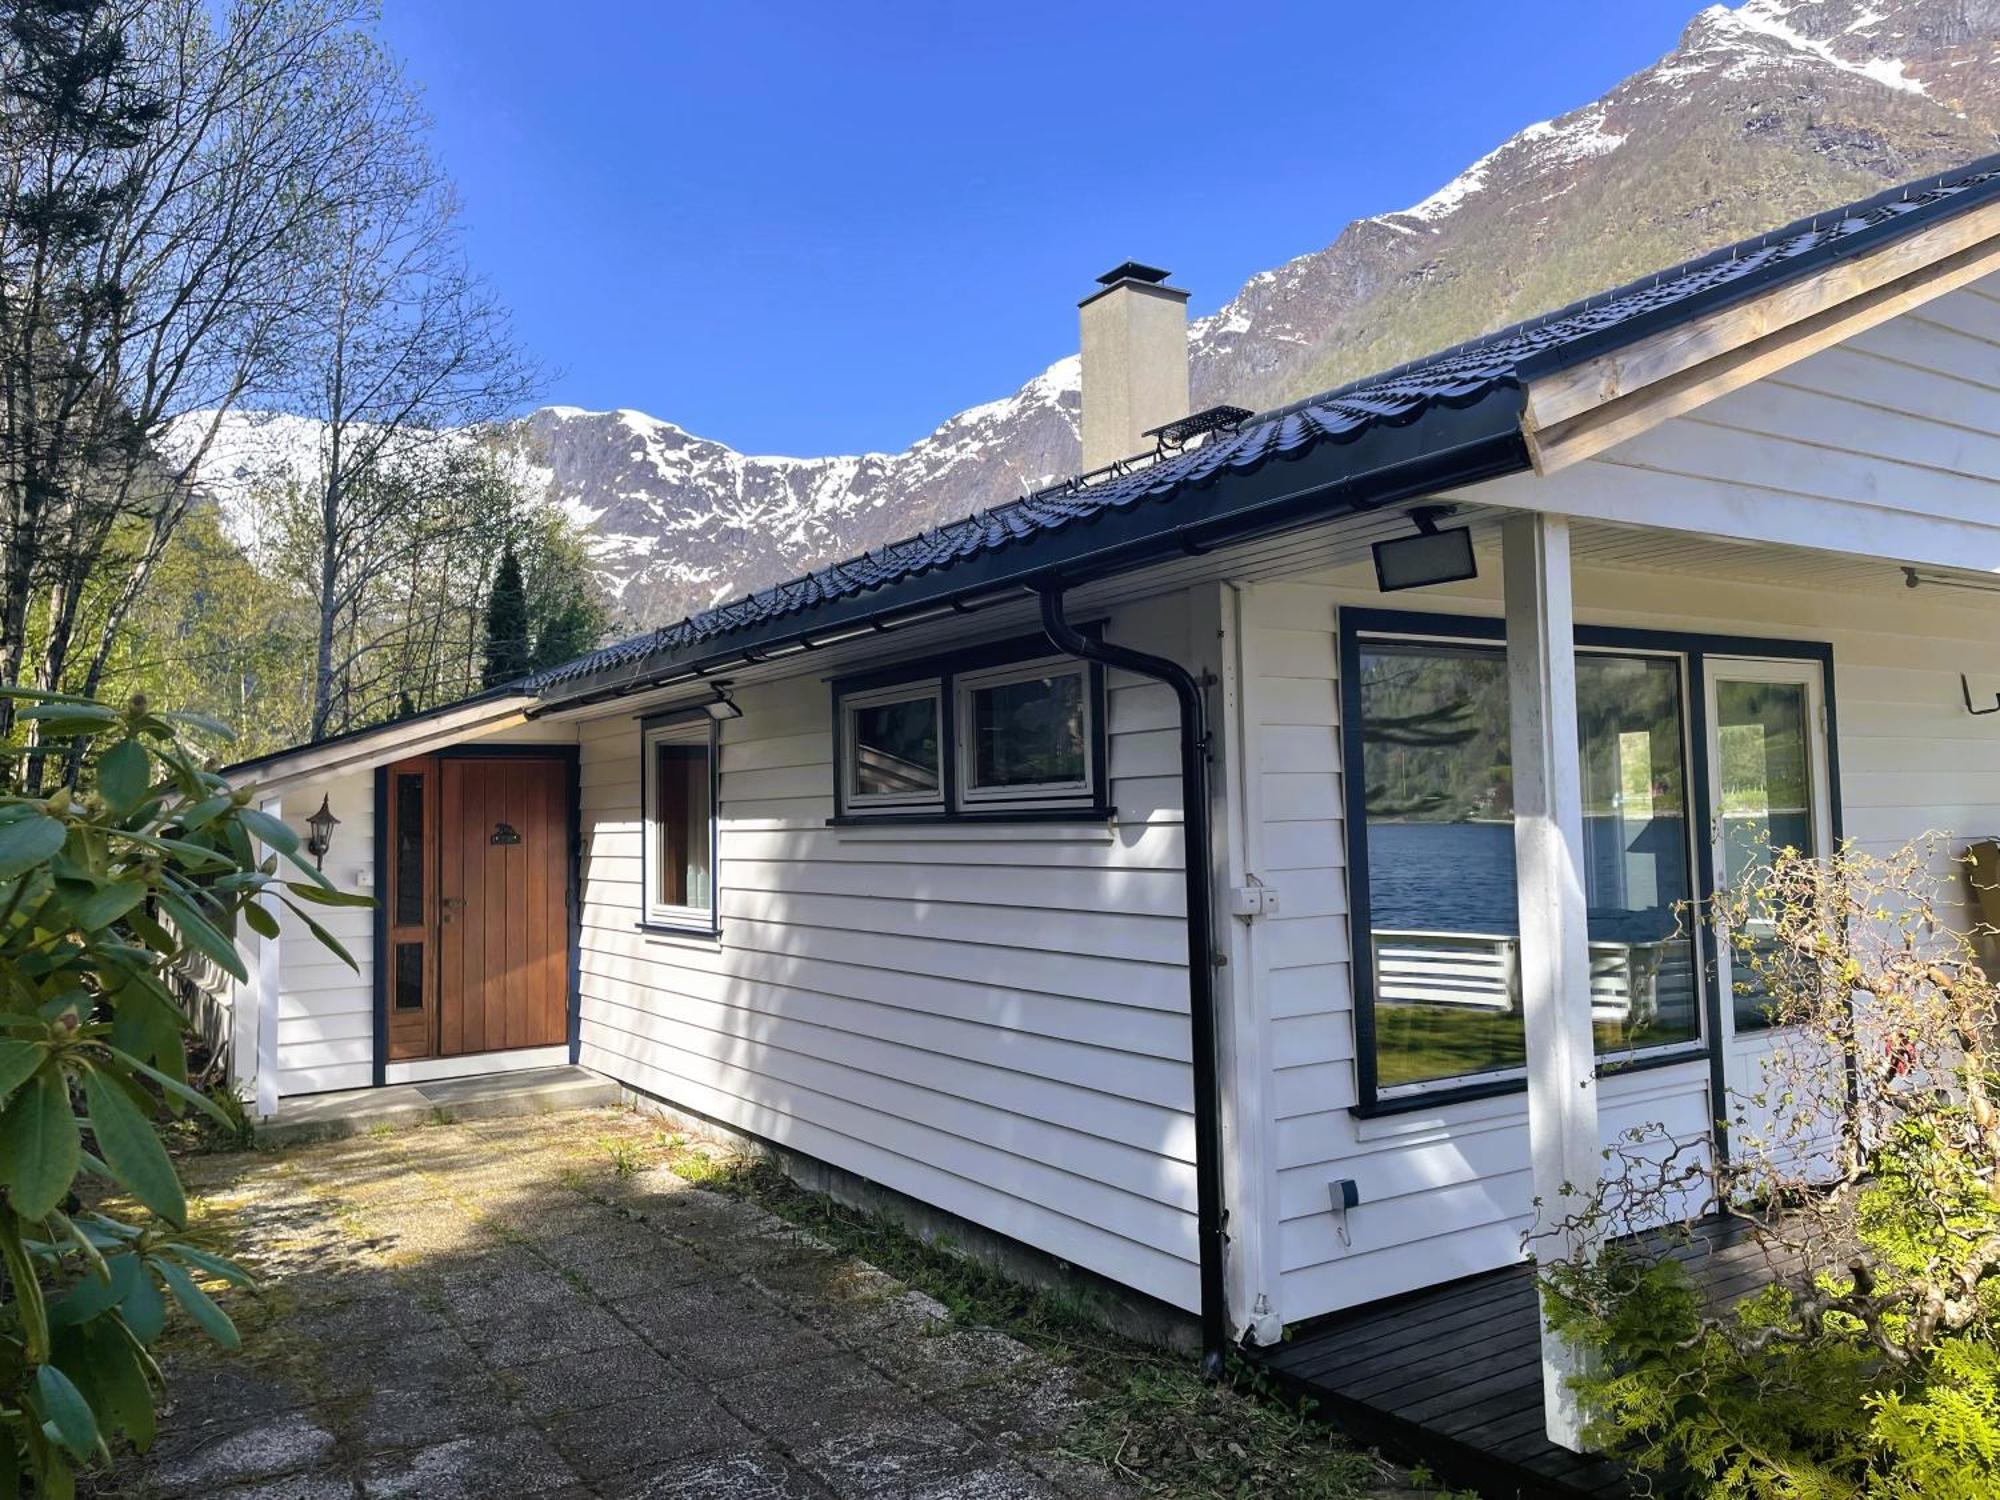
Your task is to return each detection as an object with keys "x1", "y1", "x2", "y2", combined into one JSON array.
[
  {"x1": 253, "y1": 796, "x2": 283, "y2": 1121},
  {"x1": 1502, "y1": 512, "x2": 1602, "y2": 1452}
]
